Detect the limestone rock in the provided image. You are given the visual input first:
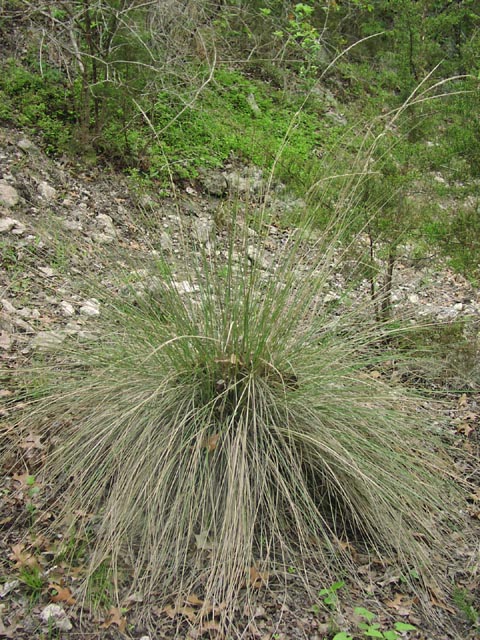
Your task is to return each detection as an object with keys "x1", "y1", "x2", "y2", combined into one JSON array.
[
  {"x1": 40, "y1": 604, "x2": 73, "y2": 631},
  {"x1": 1, "y1": 299, "x2": 17, "y2": 314},
  {"x1": 193, "y1": 217, "x2": 214, "y2": 244},
  {"x1": 32, "y1": 331, "x2": 66, "y2": 349},
  {"x1": 62, "y1": 219, "x2": 83, "y2": 232},
  {"x1": 160, "y1": 232, "x2": 173, "y2": 252},
  {"x1": 96, "y1": 213, "x2": 116, "y2": 236},
  {"x1": 0, "y1": 182, "x2": 19, "y2": 208},
  {"x1": 92, "y1": 231, "x2": 115, "y2": 244},
  {"x1": 0, "y1": 217, "x2": 16, "y2": 233},
  {"x1": 80, "y1": 298, "x2": 100, "y2": 316},
  {"x1": 38, "y1": 181, "x2": 57, "y2": 201},
  {"x1": 17, "y1": 138, "x2": 36, "y2": 152},
  {"x1": 201, "y1": 172, "x2": 228, "y2": 197},
  {"x1": 59, "y1": 301, "x2": 75, "y2": 317}
]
